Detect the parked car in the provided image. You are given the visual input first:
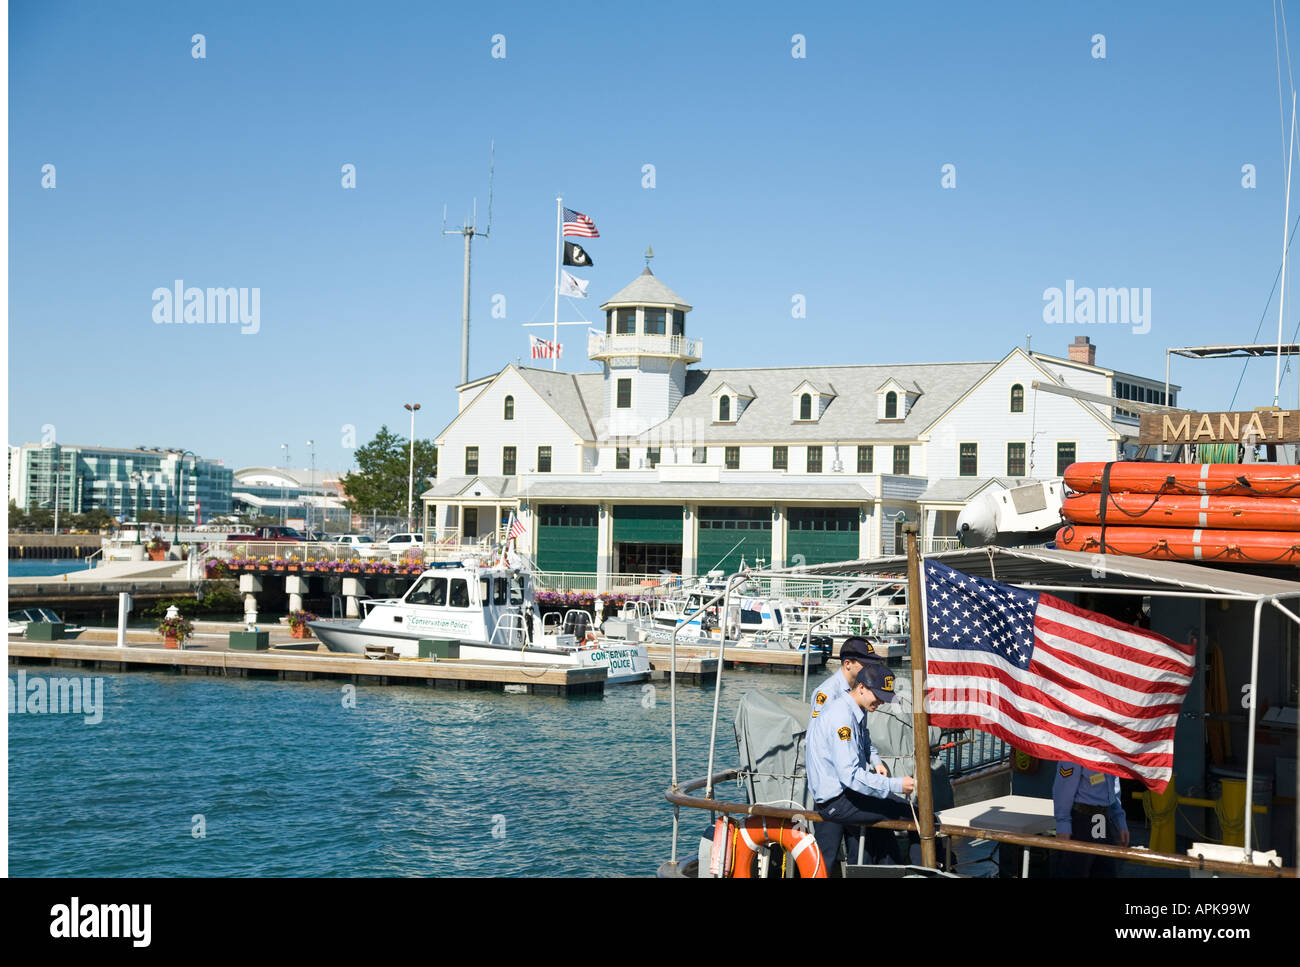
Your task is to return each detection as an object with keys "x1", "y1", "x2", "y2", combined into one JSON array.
[
  {"x1": 361, "y1": 532, "x2": 424, "y2": 559},
  {"x1": 333, "y1": 534, "x2": 377, "y2": 556}
]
